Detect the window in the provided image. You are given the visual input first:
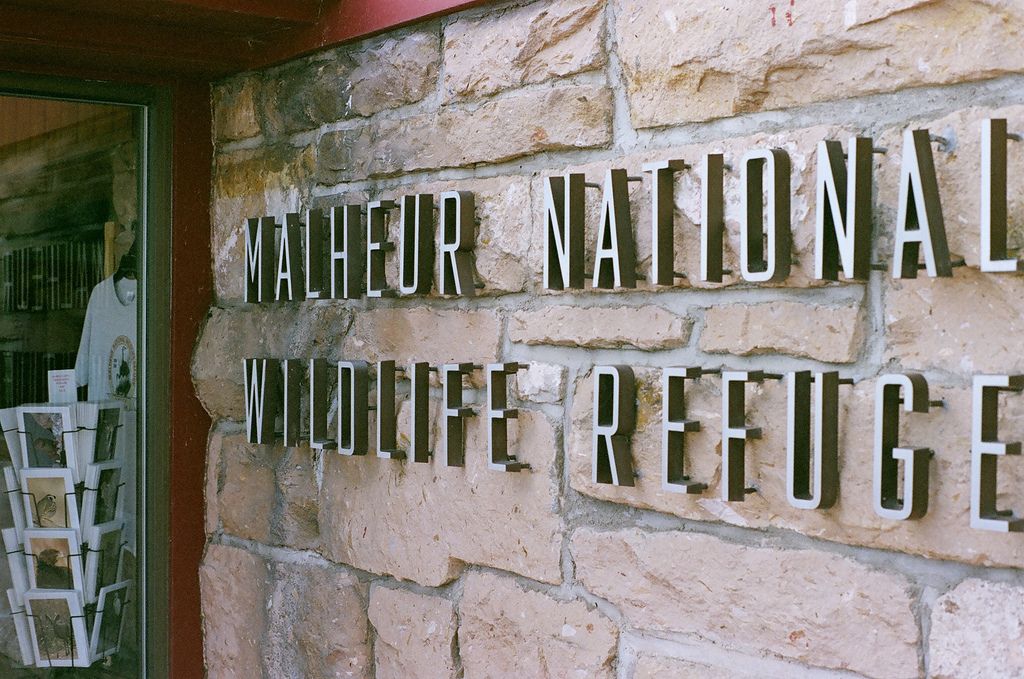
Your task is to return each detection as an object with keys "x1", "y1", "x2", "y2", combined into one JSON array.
[{"x1": 0, "y1": 94, "x2": 145, "y2": 676}]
